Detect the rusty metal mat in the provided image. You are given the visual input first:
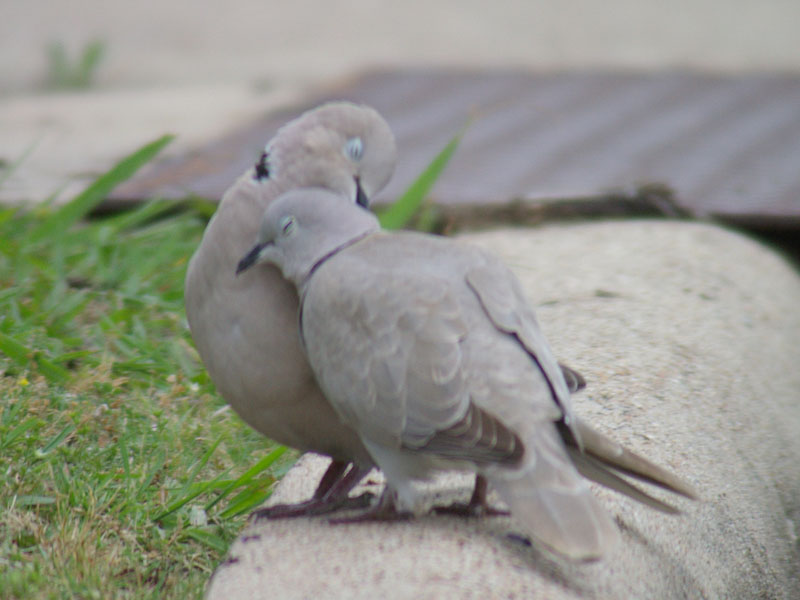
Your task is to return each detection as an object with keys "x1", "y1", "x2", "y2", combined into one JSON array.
[{"x1": 112, "y1": 69, "x2": 800, "y2": 228}]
